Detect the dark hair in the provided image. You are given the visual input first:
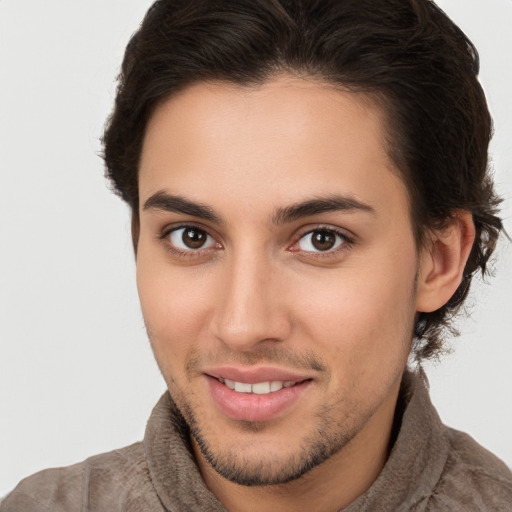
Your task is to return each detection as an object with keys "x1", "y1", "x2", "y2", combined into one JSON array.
[{"x1": 103, "y1": 0, "x2": 502, "y2": 361}]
